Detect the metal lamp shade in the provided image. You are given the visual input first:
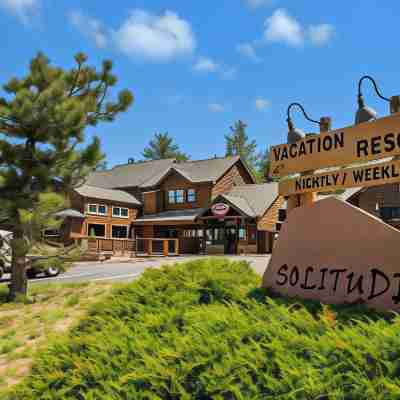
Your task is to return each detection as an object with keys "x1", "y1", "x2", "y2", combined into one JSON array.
[
  {"x1": 355, "y1": 94, "x2": 378, "y2": 124},
  {"x1": 355, "y1": 104, "x2": 377, "y2": 124},
  {"x1": 287, "y1": 127, "x2": 305, "y2": 144}
]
